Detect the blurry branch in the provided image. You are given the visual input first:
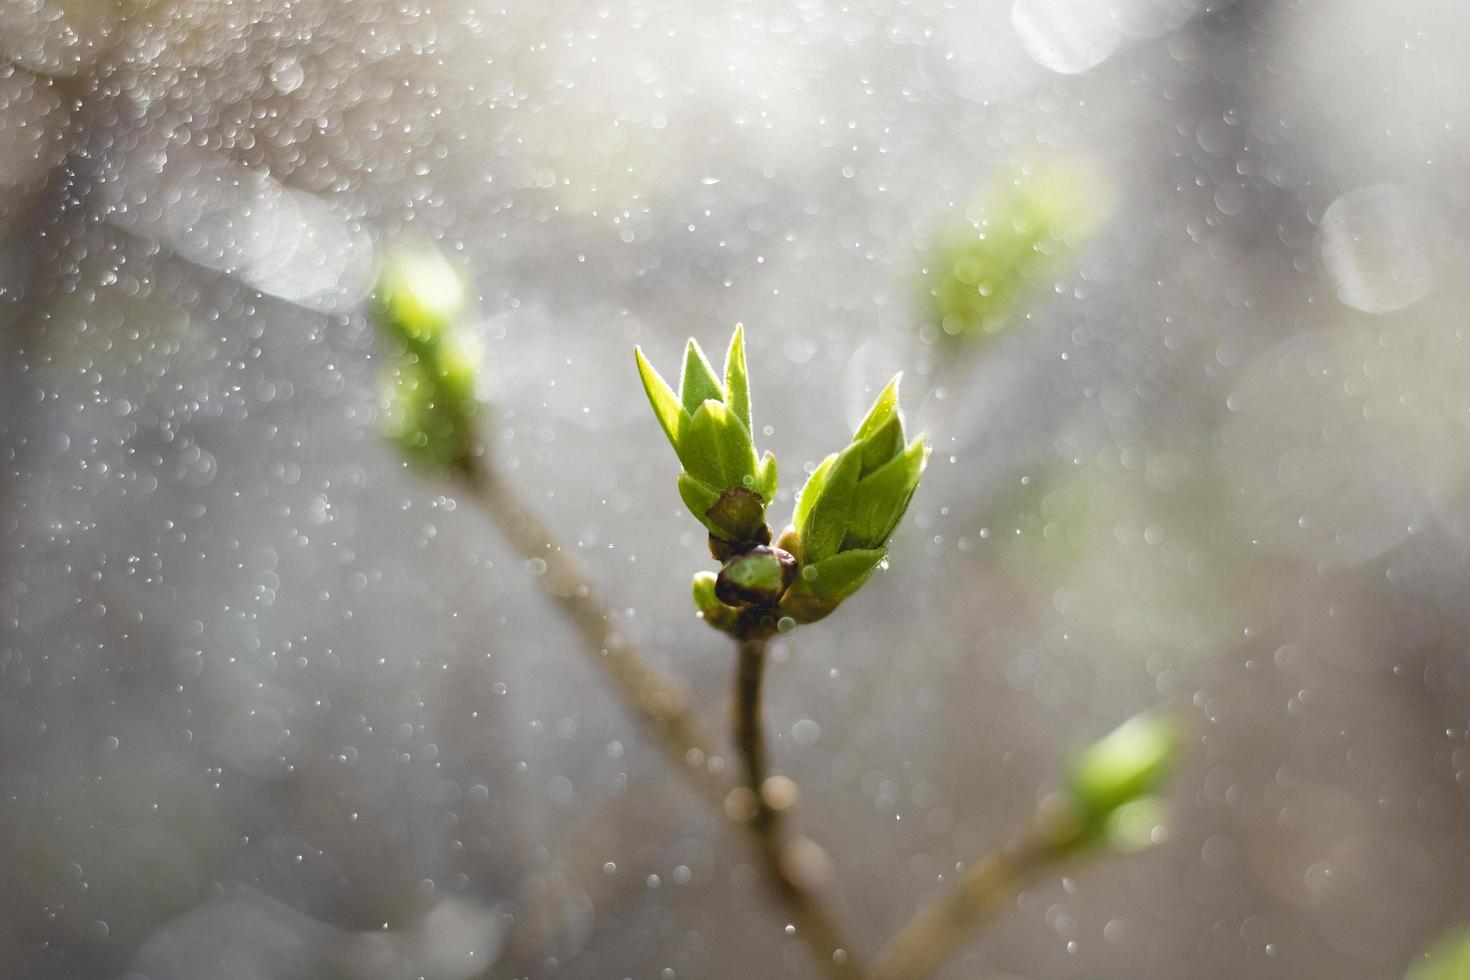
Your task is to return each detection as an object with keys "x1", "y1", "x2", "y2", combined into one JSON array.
[
  {"x1": 731, "y1": 636, "x2": 865, "y2": 979},
  {"x1": 374, "y1": 246, "x2": 1186, "y2": 980},
  {"x1": 871, "y1": 832, "x2": 1057, "y2": 980},
  {"x1": 375, "y1": 248, "x2": 723, "y2": 801},
  {"x1": 373, "y1": 248, "x2": 866, "y2": 979},
  {"x1": 873, "y1": 710, "x2": 1182, "y2": 980},
  {"x1": 457, "y1": 454, "x2": 731, "y2": 807},
  {"x1": 461, "y1": 452, "x2": 863, "y2": 975},
  {"x1": 733, "y1": 639, "x2": 776, "y2": 833}
]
